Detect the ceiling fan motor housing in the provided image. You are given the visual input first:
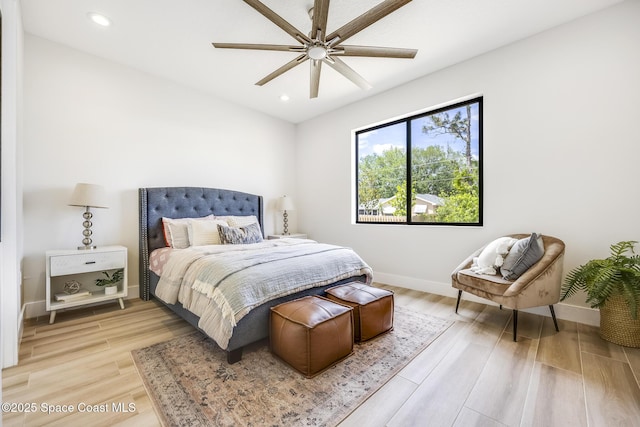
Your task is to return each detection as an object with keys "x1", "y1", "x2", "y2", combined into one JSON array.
[{"x1": 212, "y1": 0, "x2": 417, "y2": 98}]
